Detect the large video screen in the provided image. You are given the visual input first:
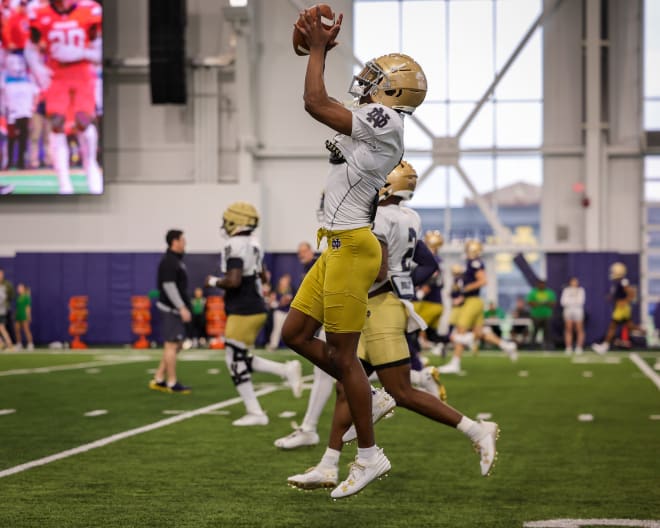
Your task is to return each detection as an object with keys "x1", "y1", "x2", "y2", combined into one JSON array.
[{"x1": 0, "y1": 0, "x2": 103, "y2": 195}]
